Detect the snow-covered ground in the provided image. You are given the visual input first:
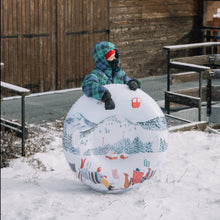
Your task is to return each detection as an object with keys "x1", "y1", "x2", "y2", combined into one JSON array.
[{"x1": 1, "y1": 122, "x2": 220, "y2": 220}]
